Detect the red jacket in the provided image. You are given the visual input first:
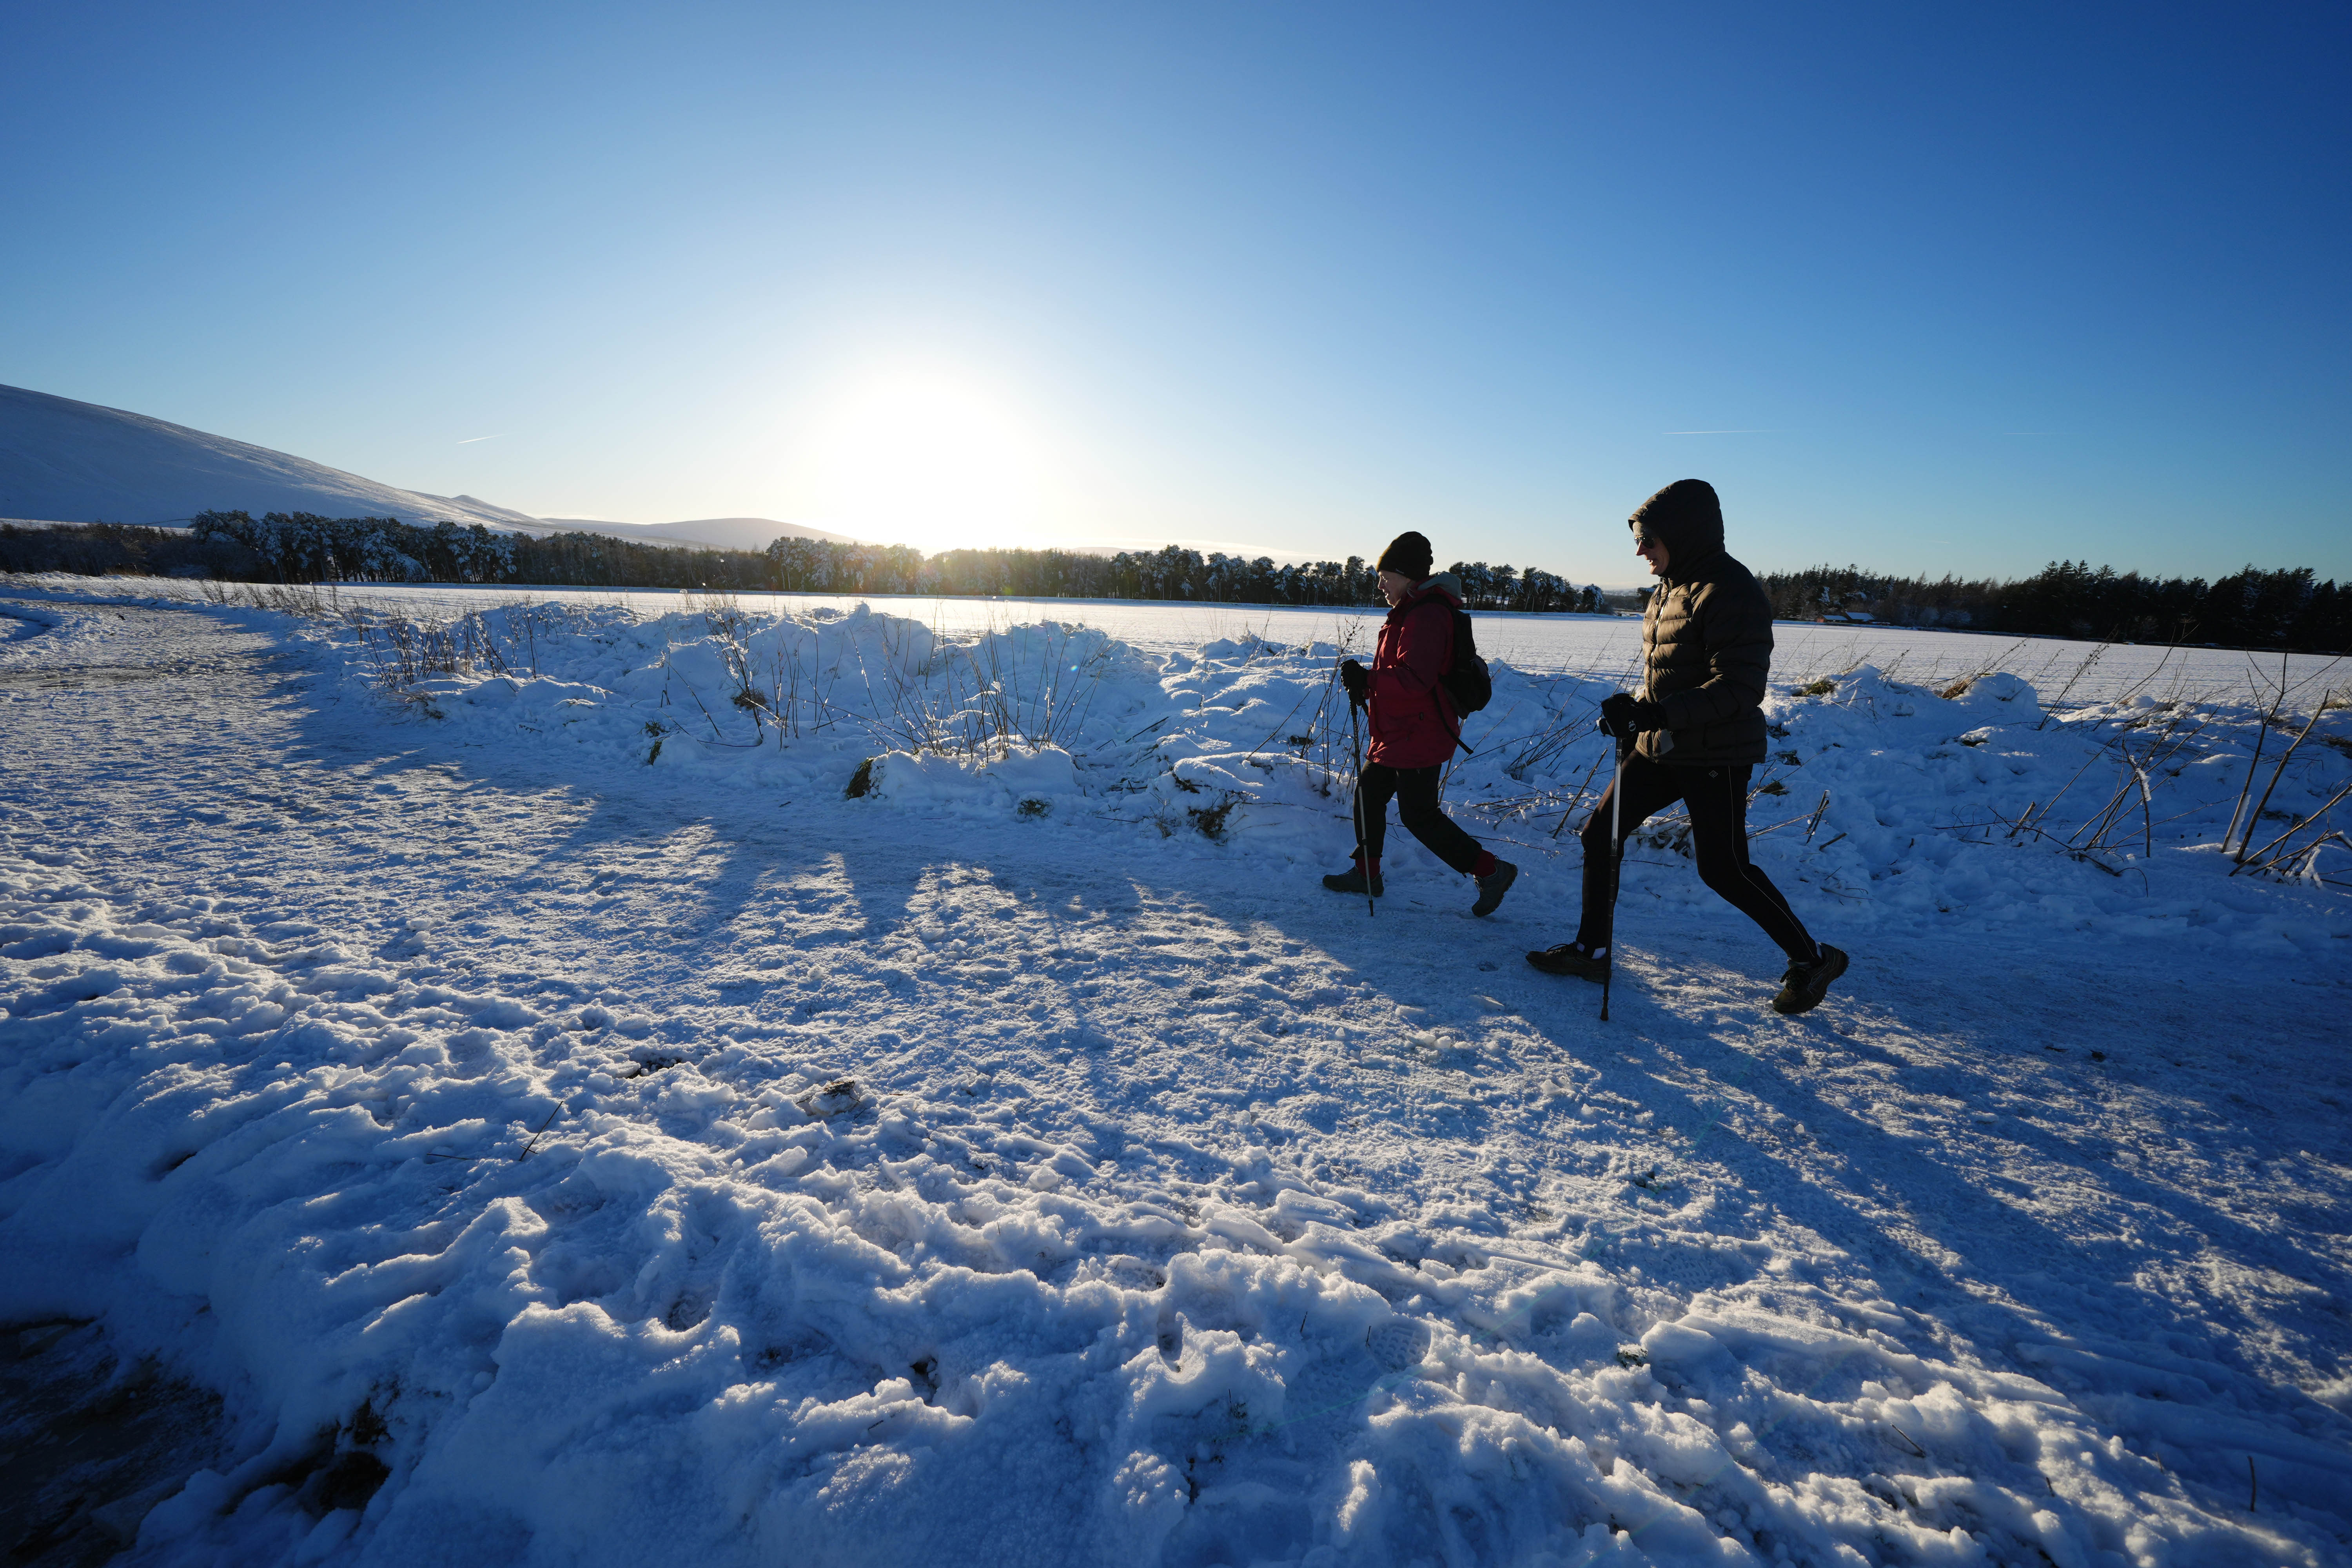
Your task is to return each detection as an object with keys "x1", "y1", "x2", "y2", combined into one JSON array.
[{"x1": 1367, "y1": 574, "x2": 1461, "y2": 769}]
